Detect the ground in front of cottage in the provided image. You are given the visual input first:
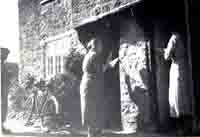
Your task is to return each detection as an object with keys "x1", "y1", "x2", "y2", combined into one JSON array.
[{"x1": 3, "y1": 118, "x2": 199, "y2": 137}]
